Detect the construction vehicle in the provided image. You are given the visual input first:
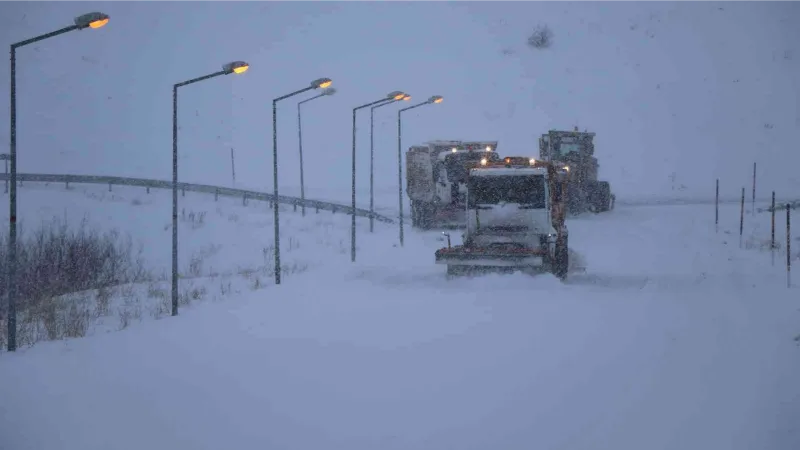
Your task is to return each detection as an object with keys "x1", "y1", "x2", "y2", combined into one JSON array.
[
  {"x1": 538, "y1": 128, "x2": 615, "y2": 214},
  {"x1": 406, "y1": 140, "x2": 502, "y2": 229},
  {"x1": 435, "y1": 155, "x2": 571, "y2": 279}
]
